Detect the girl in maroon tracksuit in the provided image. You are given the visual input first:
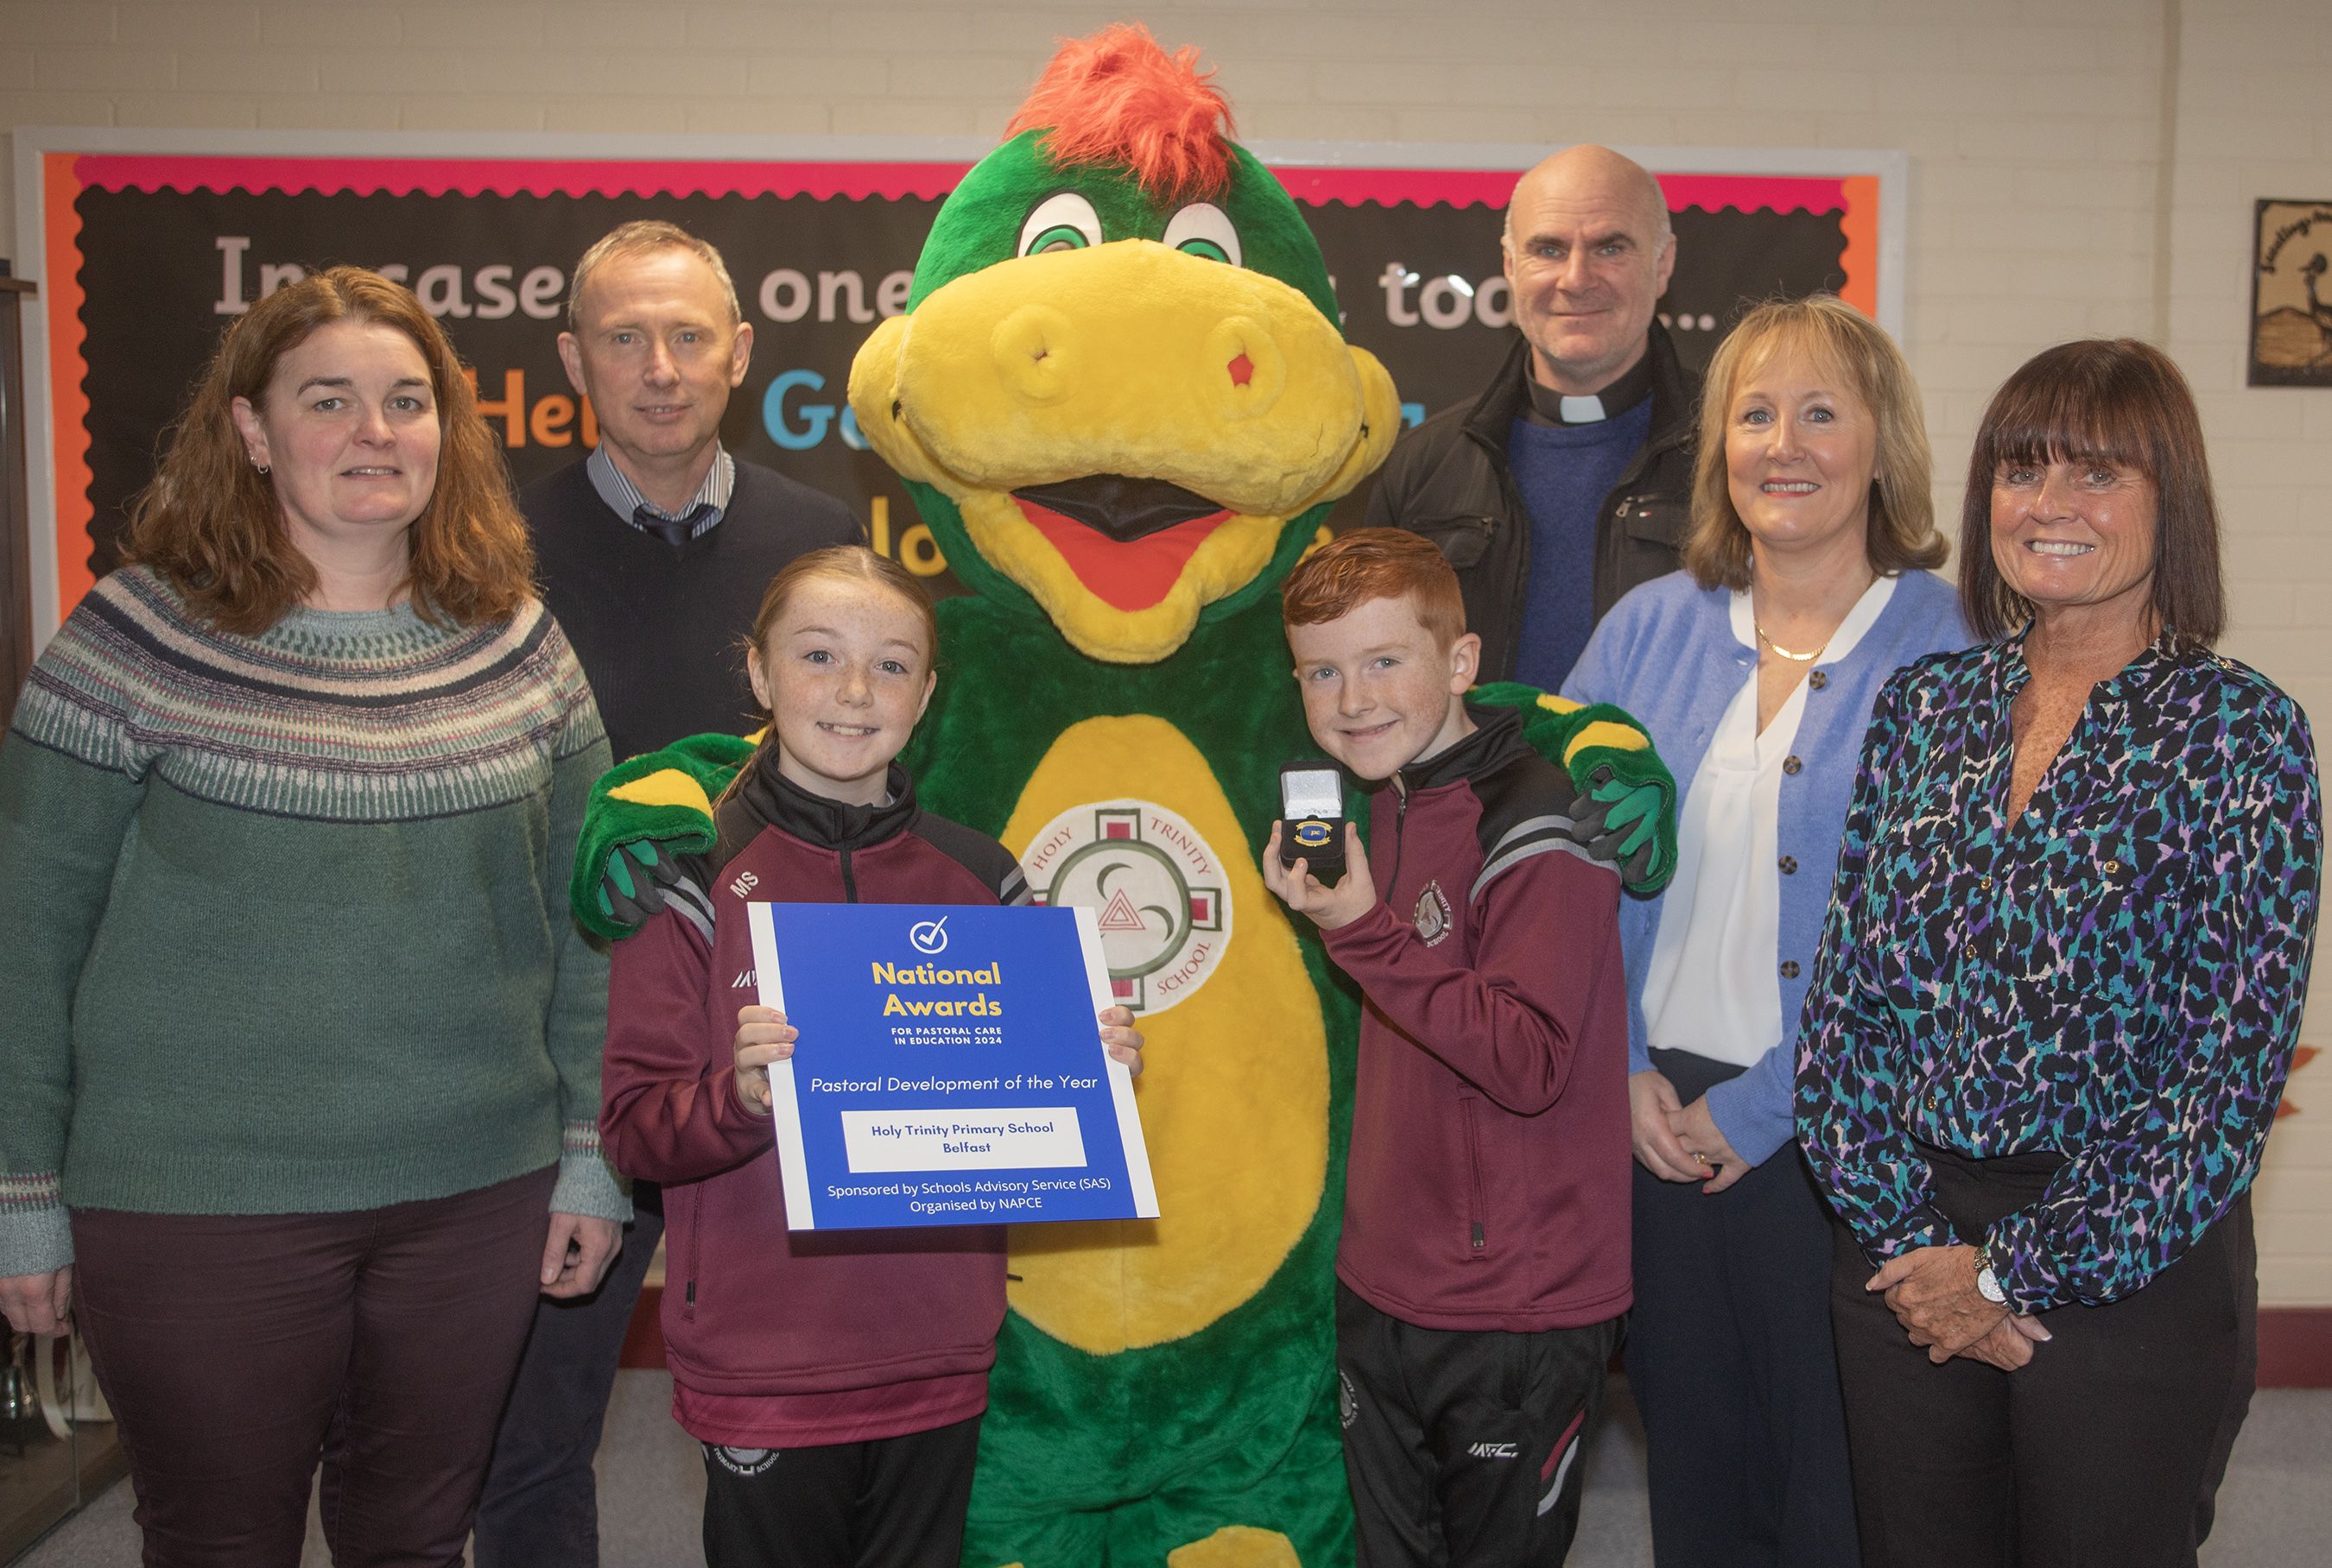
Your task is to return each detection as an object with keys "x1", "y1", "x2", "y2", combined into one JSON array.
[{"x1": 599, "y1": 547, "x2": 1140, "y2": 1568}]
